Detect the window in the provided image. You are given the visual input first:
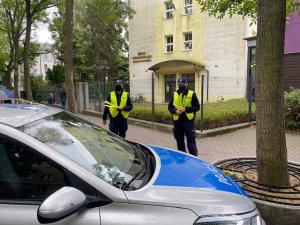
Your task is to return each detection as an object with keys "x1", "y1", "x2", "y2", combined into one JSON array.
[
  {"x1": 184, "y1": 0, "x2": 193, "y2": 15},
  {"x1": 166, "y1": 35, "x2": 174, "y2": 53},
  {"x1": 165, "y1": 2, "x2": 174, "y2": 19},
  {"x1": 0, "y1": 137, "x2": 67, "y2": 201},
  {"x1": 184, "y1": 32, "x2": 192, "y2": 50},
  {"x1": 44, "y1": 64, "x2": 48, "y2": 72}
]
